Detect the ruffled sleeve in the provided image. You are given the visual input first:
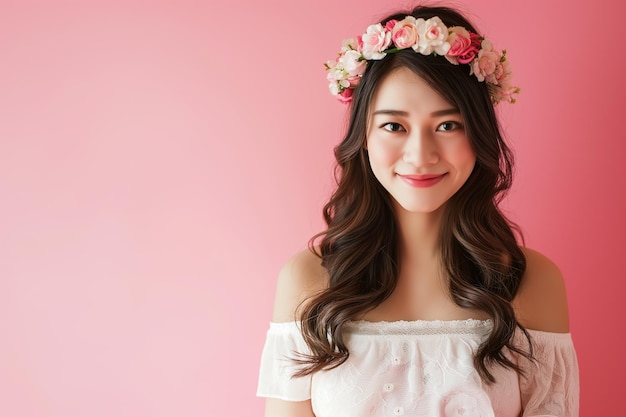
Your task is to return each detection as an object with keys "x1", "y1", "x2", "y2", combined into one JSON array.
[
  {"x1": 256, "y1": 321, "x2": 312, "y2": 401},
  {"x1": 518, "y1": 330, "x2": 580, "y2": 417}
]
